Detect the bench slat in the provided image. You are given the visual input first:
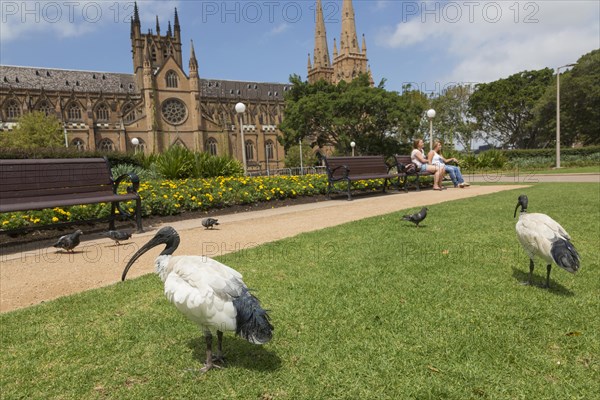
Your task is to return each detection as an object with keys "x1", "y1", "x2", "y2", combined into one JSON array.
[{"x1": 0, "y1": 158, "x2": 143, "y2": 233}]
